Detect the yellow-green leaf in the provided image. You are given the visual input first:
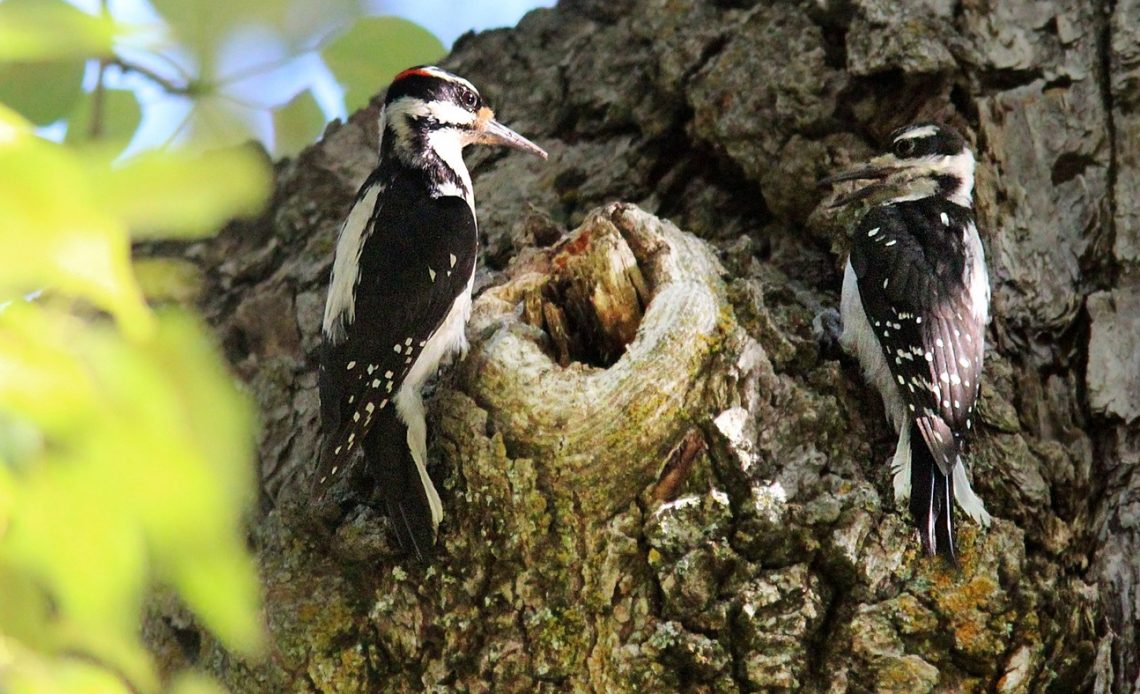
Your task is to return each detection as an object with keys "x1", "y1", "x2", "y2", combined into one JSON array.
[
  {"x1": 133, "y1": 258, "x2": 203, "y2": 304},
  {"x1": 168, "y1": 672, "x2": 229, "y2": 694},
  {"x1": 91, "y1": 147, "x2": 270, "y2": 238},
  {"x1": 0, "y1": 0, "x2": 117, "y2": 62},
  {"x1": 65, "y1": 88, "x2": 142, "y2": 145},
  {"x1": 322, "y1": 16, "x2": 445, "y2": 114},
  {"x1": 183, "y1": 95, "x2": 262, "y2": 151},
  {"x1": 0, "y1": 132, "x2": 152, "y2": 335},
  {"x1": 273, "y1": 88, "x2": 325, "y2": 158},
  {"x1": 0, "y1": 60, "x2": 86, "y2": 126},
  {"x1": 102, "y1": 312, "x2": 262, "y2": 653}
]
